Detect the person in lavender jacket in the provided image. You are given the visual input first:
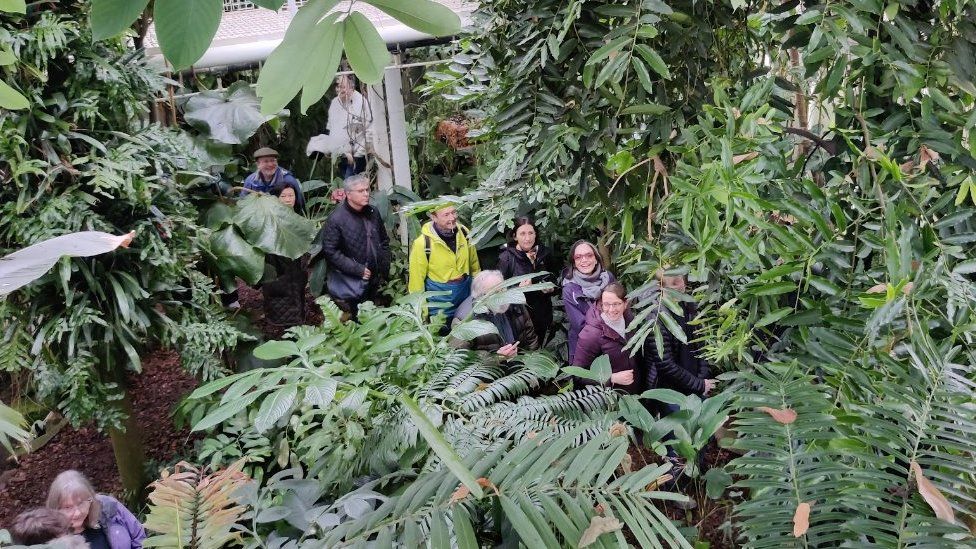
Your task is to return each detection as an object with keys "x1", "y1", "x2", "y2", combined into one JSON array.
[
  {"x1": 561, "y1": 239, "x2": 615, "y2": 362},
  {"x1": 47, "y1": 470, "x2": 146, "y2": 549}
]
